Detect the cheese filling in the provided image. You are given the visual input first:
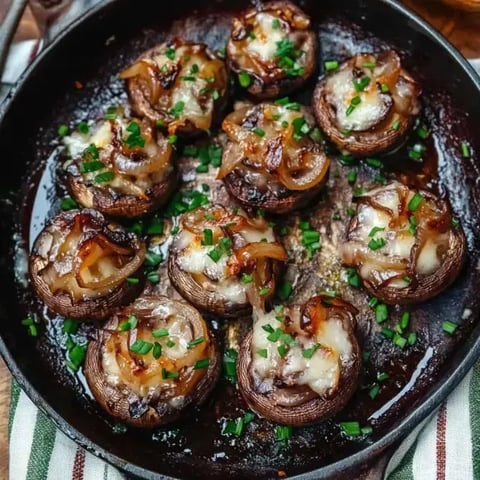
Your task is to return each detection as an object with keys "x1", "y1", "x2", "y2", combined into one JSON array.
[
  {"x1": 251, "y1": 308, "x2": 353, "y2": 396},
  {"x1": 341, "y1": 182, "x2": 450, "y2": 289}
]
